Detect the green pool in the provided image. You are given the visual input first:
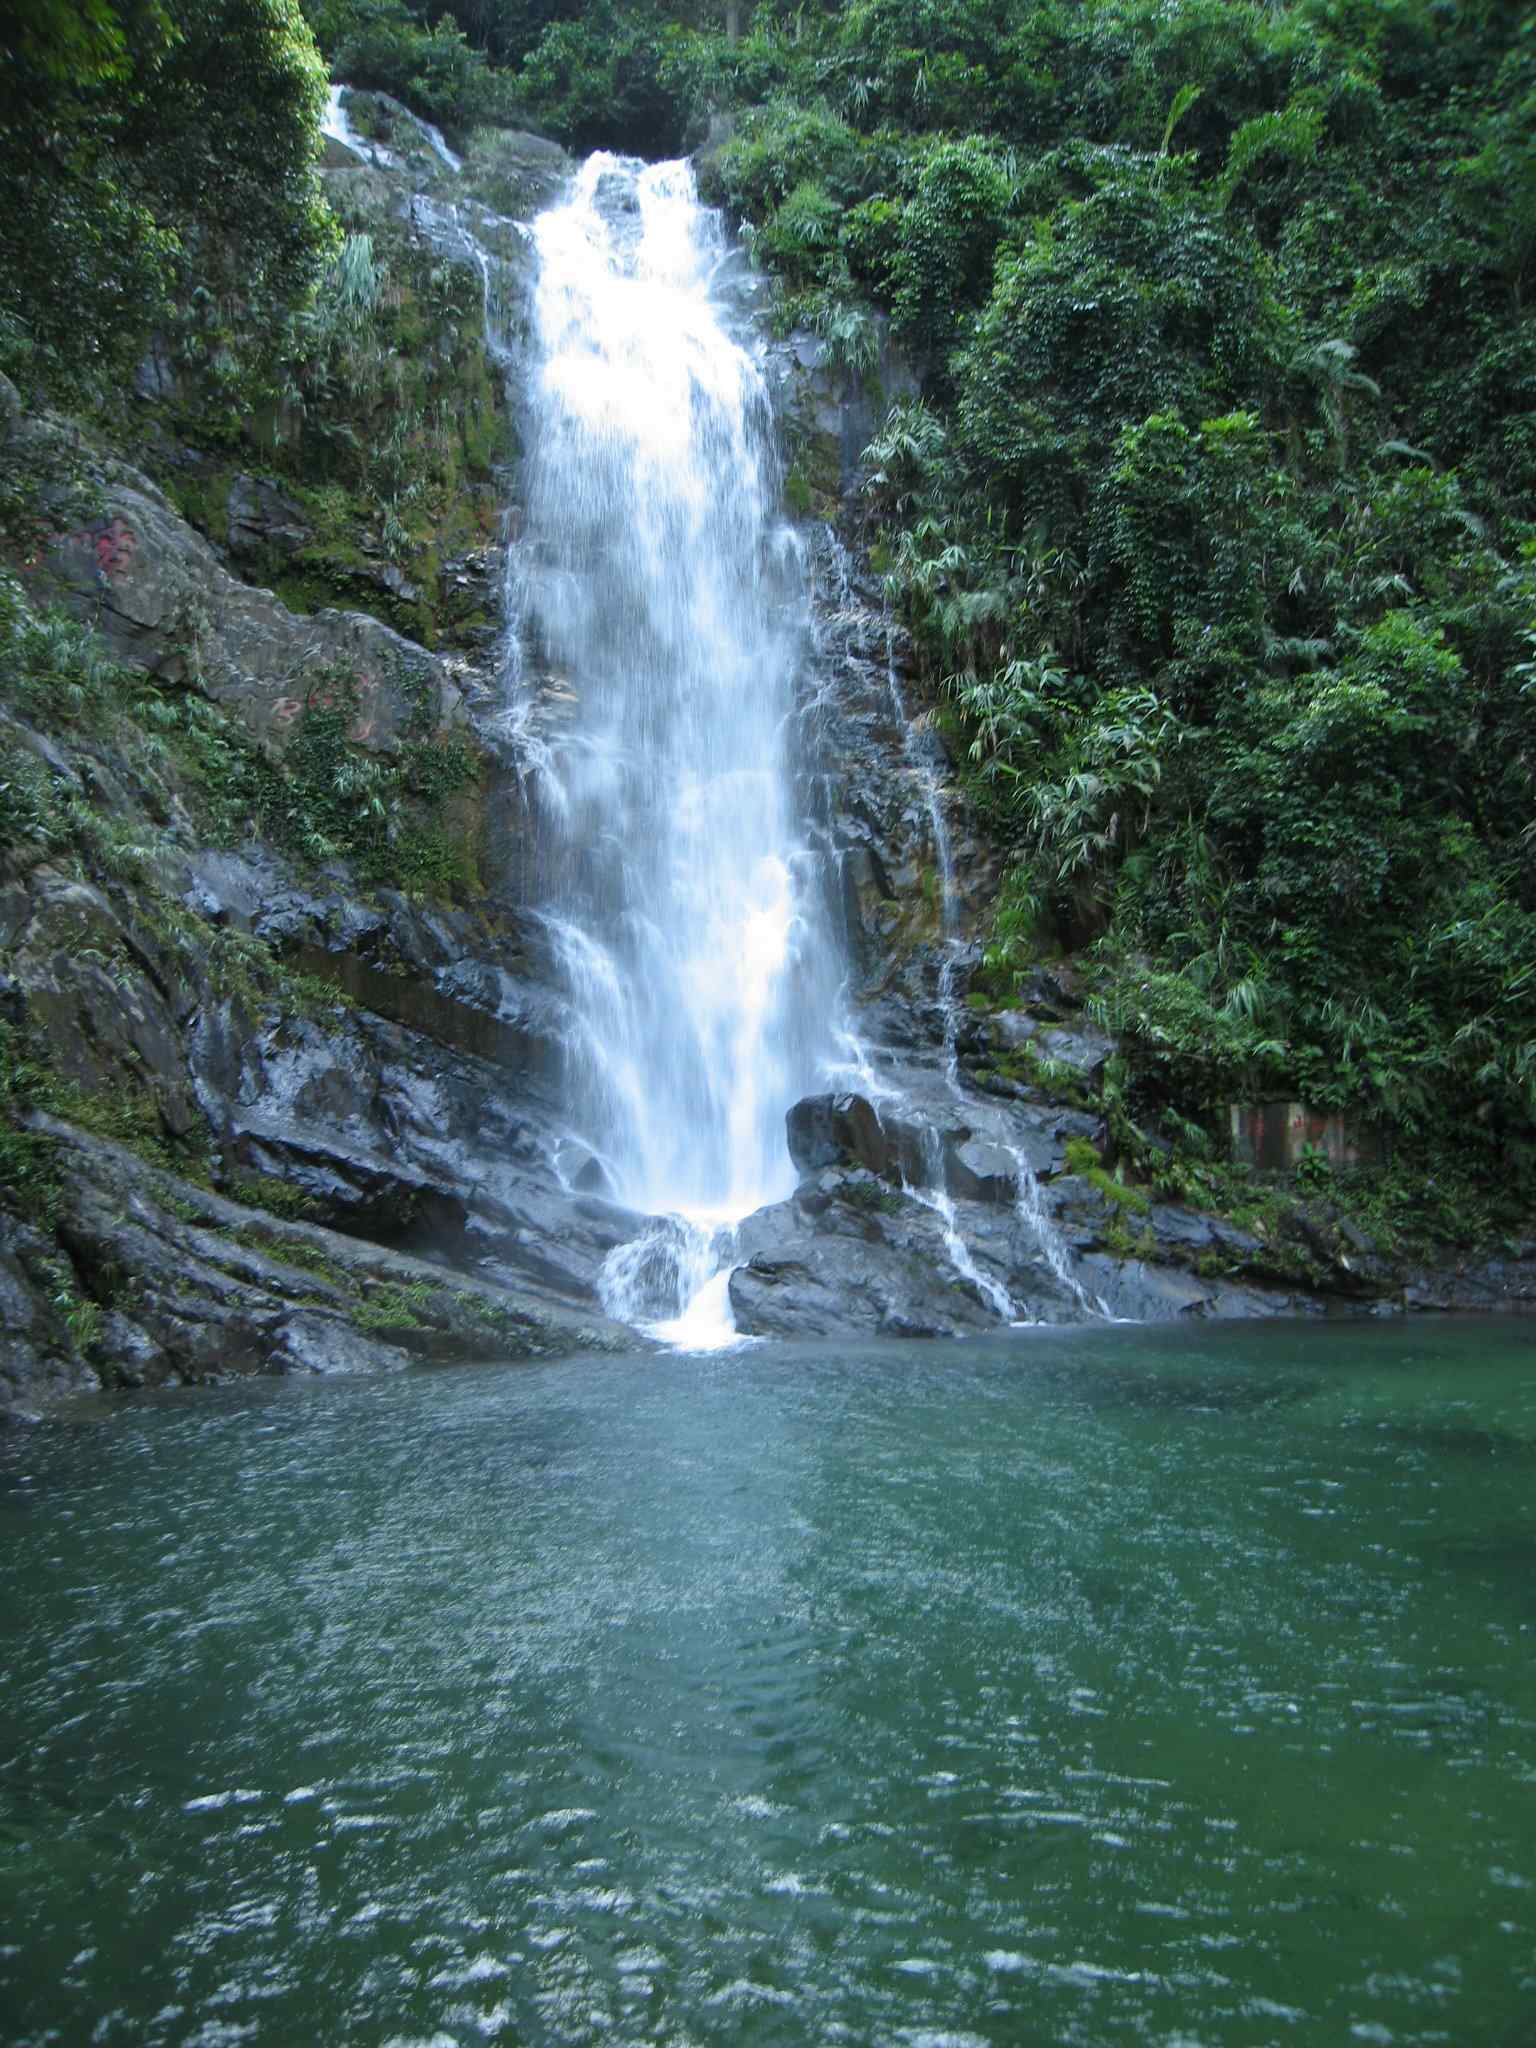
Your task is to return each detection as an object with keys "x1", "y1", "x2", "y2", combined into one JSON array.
[{"x1": 2, "y1": 1318, "x2": 1533, "y2": 2045}]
